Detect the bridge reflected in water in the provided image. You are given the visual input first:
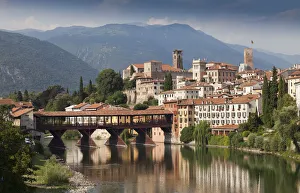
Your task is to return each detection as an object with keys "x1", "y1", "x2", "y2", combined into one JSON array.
[{"x1": 47, "y1": 139, "x2": 300, "y2": 193}]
